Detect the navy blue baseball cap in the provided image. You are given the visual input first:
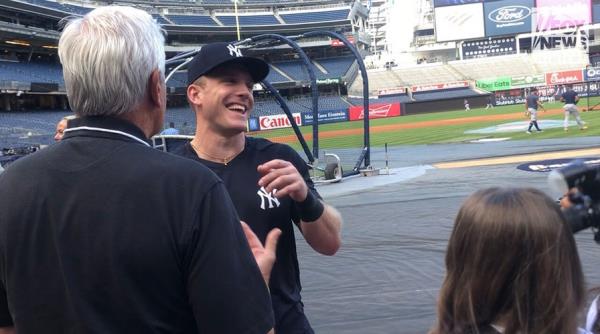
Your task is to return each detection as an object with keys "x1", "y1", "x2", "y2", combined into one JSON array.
[{"x1": 187, "y1": 42, "x2": 270, "y2": 85}]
